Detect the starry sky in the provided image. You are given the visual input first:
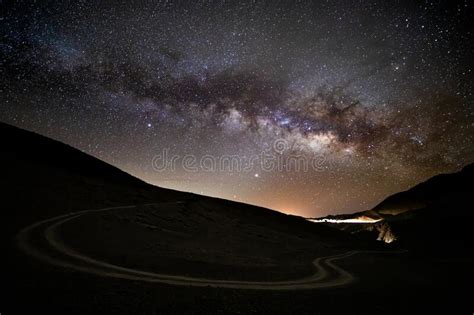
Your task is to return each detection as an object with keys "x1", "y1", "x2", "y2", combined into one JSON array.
[{"x1": 1, "y1": 0, "x2": 473, "y2": 217}]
